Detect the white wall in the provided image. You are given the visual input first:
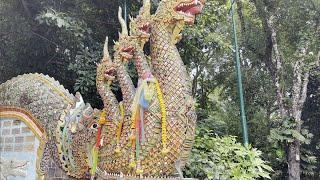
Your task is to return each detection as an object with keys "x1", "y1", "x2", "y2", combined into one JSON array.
[{"x1": 0, "y1": 118, "x2": 40, "y2": 180}]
